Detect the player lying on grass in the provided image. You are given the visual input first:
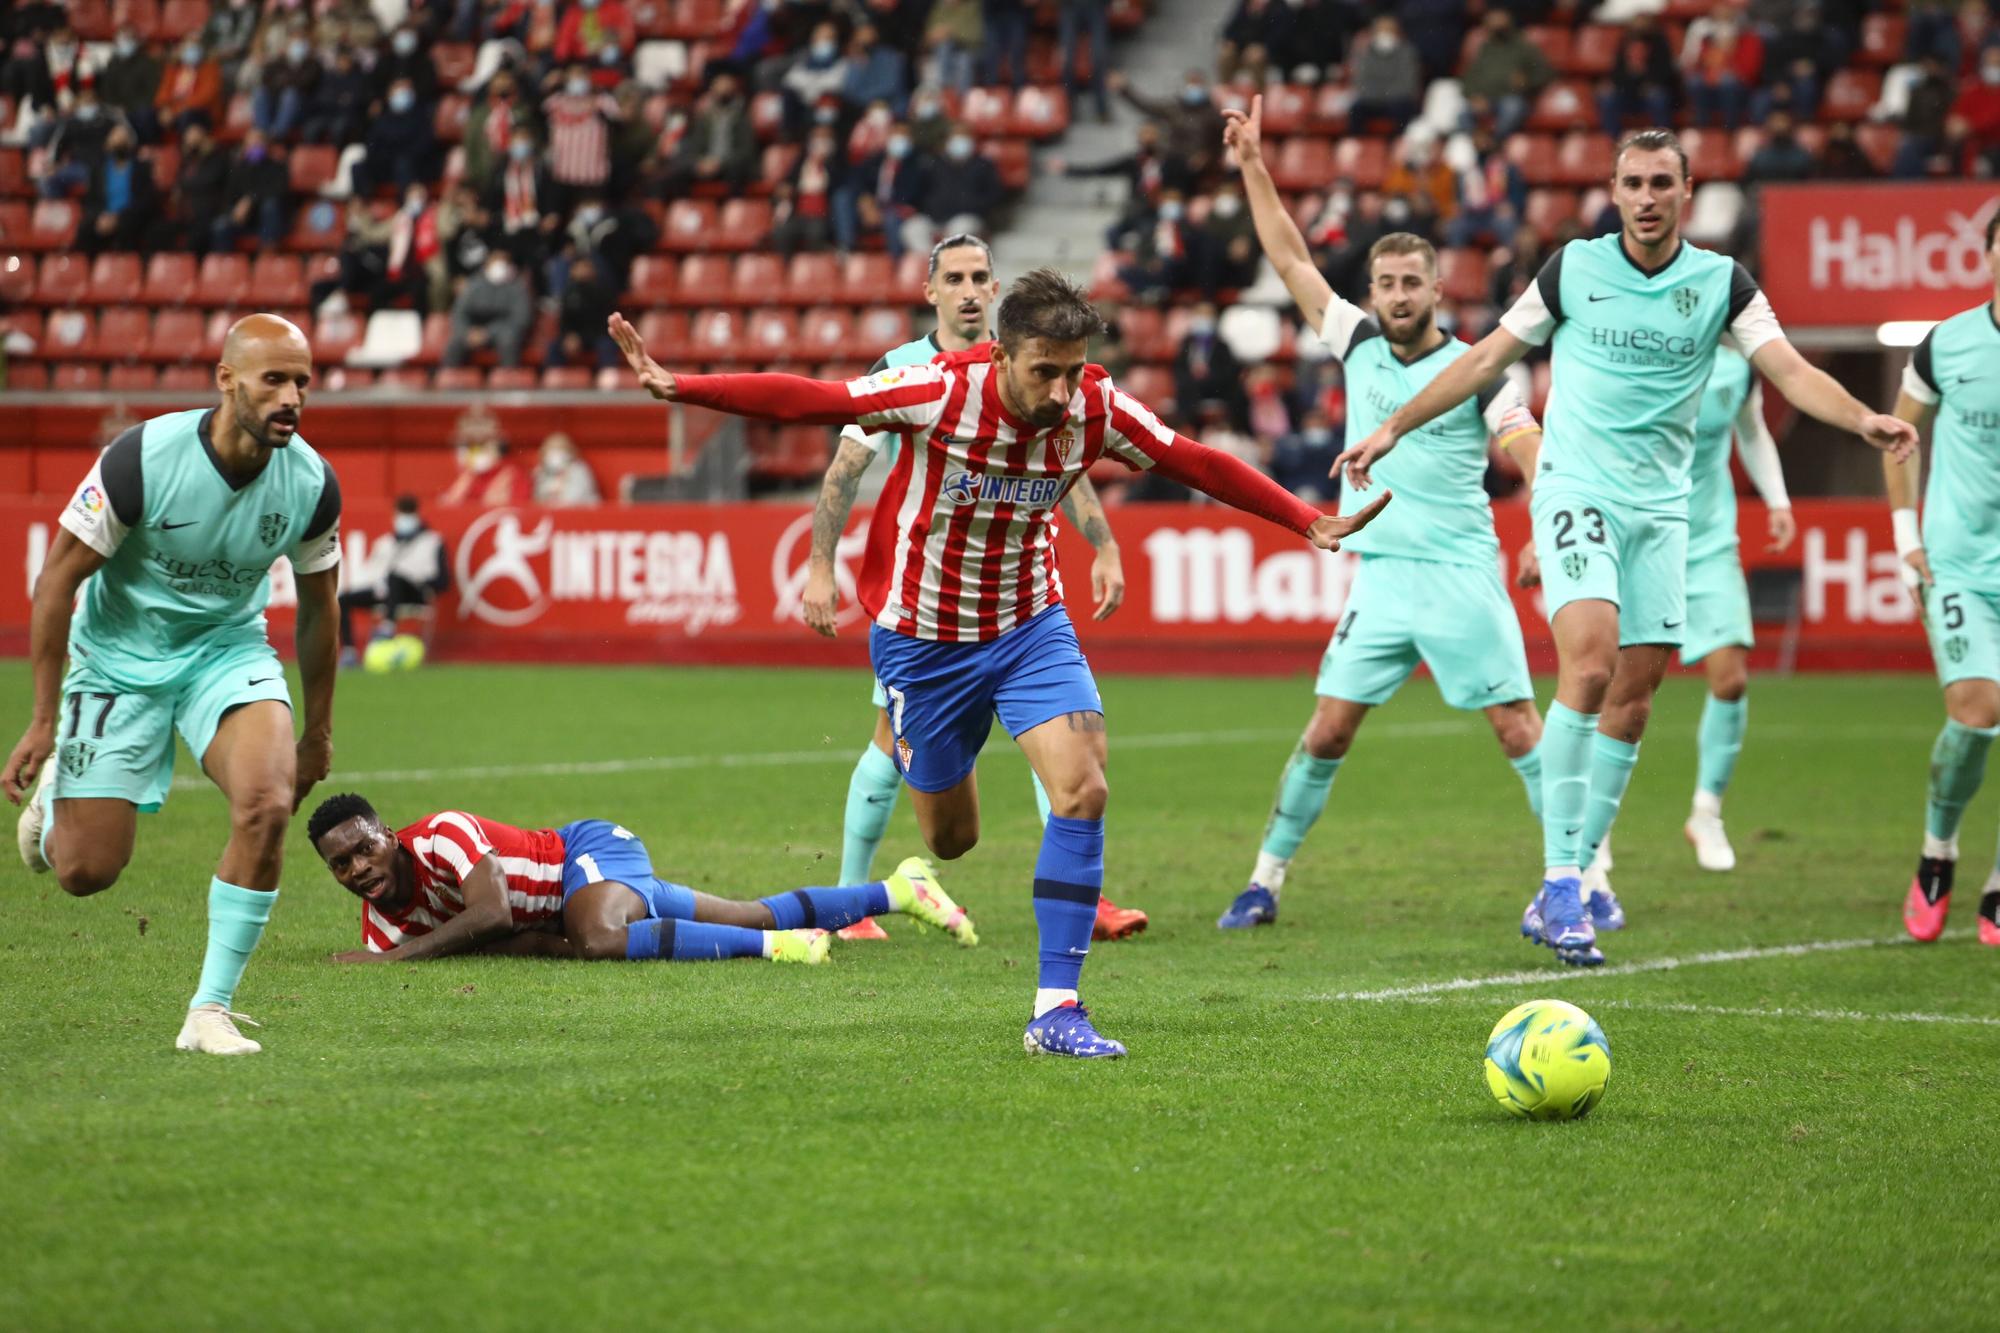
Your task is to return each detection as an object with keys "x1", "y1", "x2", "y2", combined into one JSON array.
[
  {"x1": 610, "y1": 271, "x2": 1388, "y2": 1058},
  {"x1": 306, "y1": 793, "x2": 976, "y2": 964}
]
